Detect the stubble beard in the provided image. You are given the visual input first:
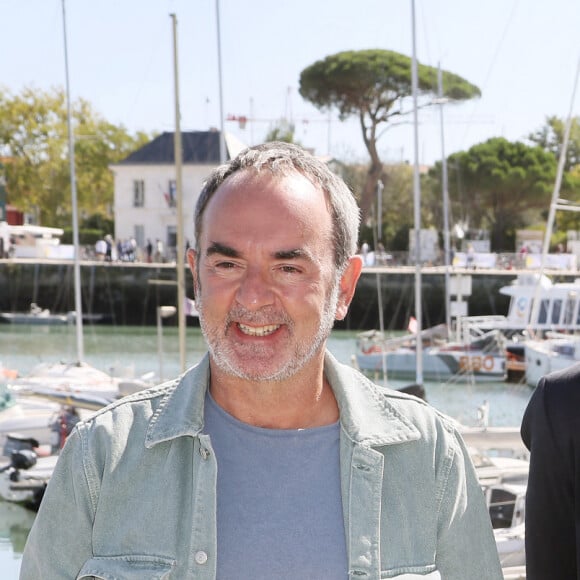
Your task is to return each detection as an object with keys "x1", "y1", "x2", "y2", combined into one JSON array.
[{"x1": 197, "y1": 279, "x2": 340, "y2": 382}]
